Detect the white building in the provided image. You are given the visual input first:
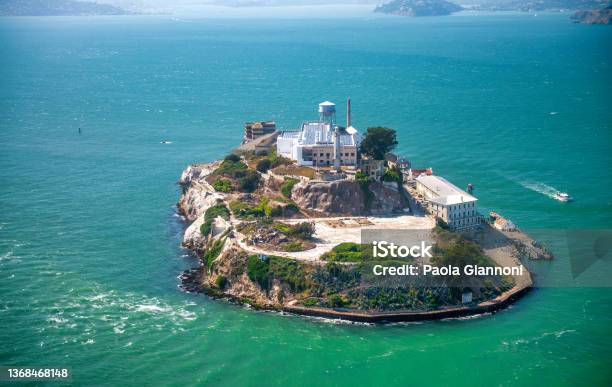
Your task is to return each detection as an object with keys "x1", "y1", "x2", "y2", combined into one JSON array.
[
  {"x1": 276, "y1": 101, "x2": 360, "y2": 167},
  {"x1": 415, "y1": 174, "x2": 479, "y2": 231}
]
